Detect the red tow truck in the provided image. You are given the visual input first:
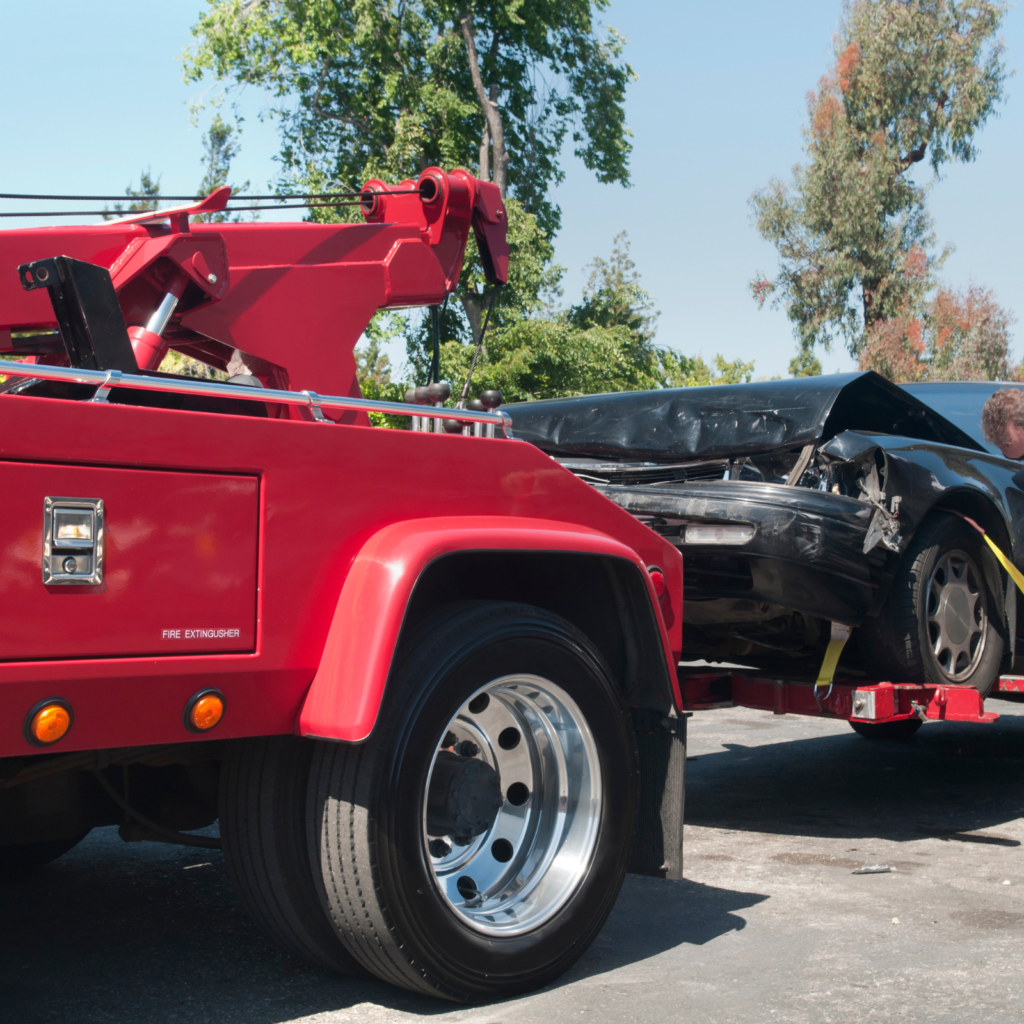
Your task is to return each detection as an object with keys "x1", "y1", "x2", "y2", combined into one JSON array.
[
  {"x1": 0, "y1": 172, "x2": 685, "y2": 1002},
  {"x1": 1, "y1": 170, "x2": 1011, "y2": 1003}
]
